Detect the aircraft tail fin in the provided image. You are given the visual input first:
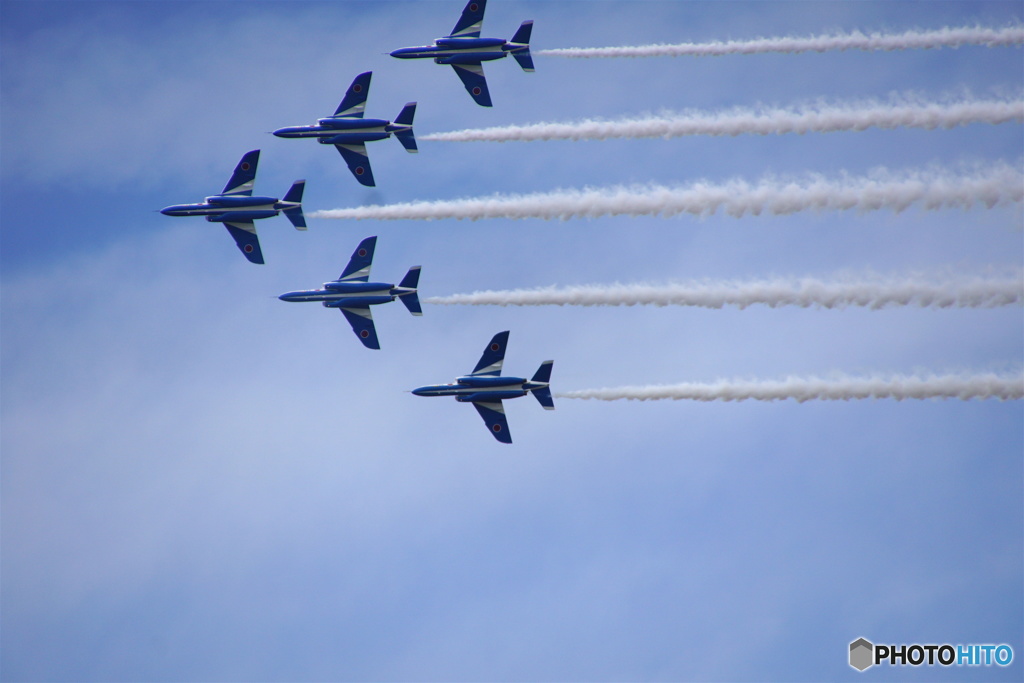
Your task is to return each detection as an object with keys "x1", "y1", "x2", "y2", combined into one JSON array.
[
  {"x1": 282, "y1": 180, "x2": 306, "y2": 230},
  {"x1": 509, "y1": 21, "x2": 534, "y2": 72},
  {"x1": 397, "y1": 266, "x2": 422, "y2": 316},
  {"x1": 393, "y1": 102, "x2": 418, "y2": 153},
  {"x1": 531, "y1": 360, "x2": 554, "y2": 410}
]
